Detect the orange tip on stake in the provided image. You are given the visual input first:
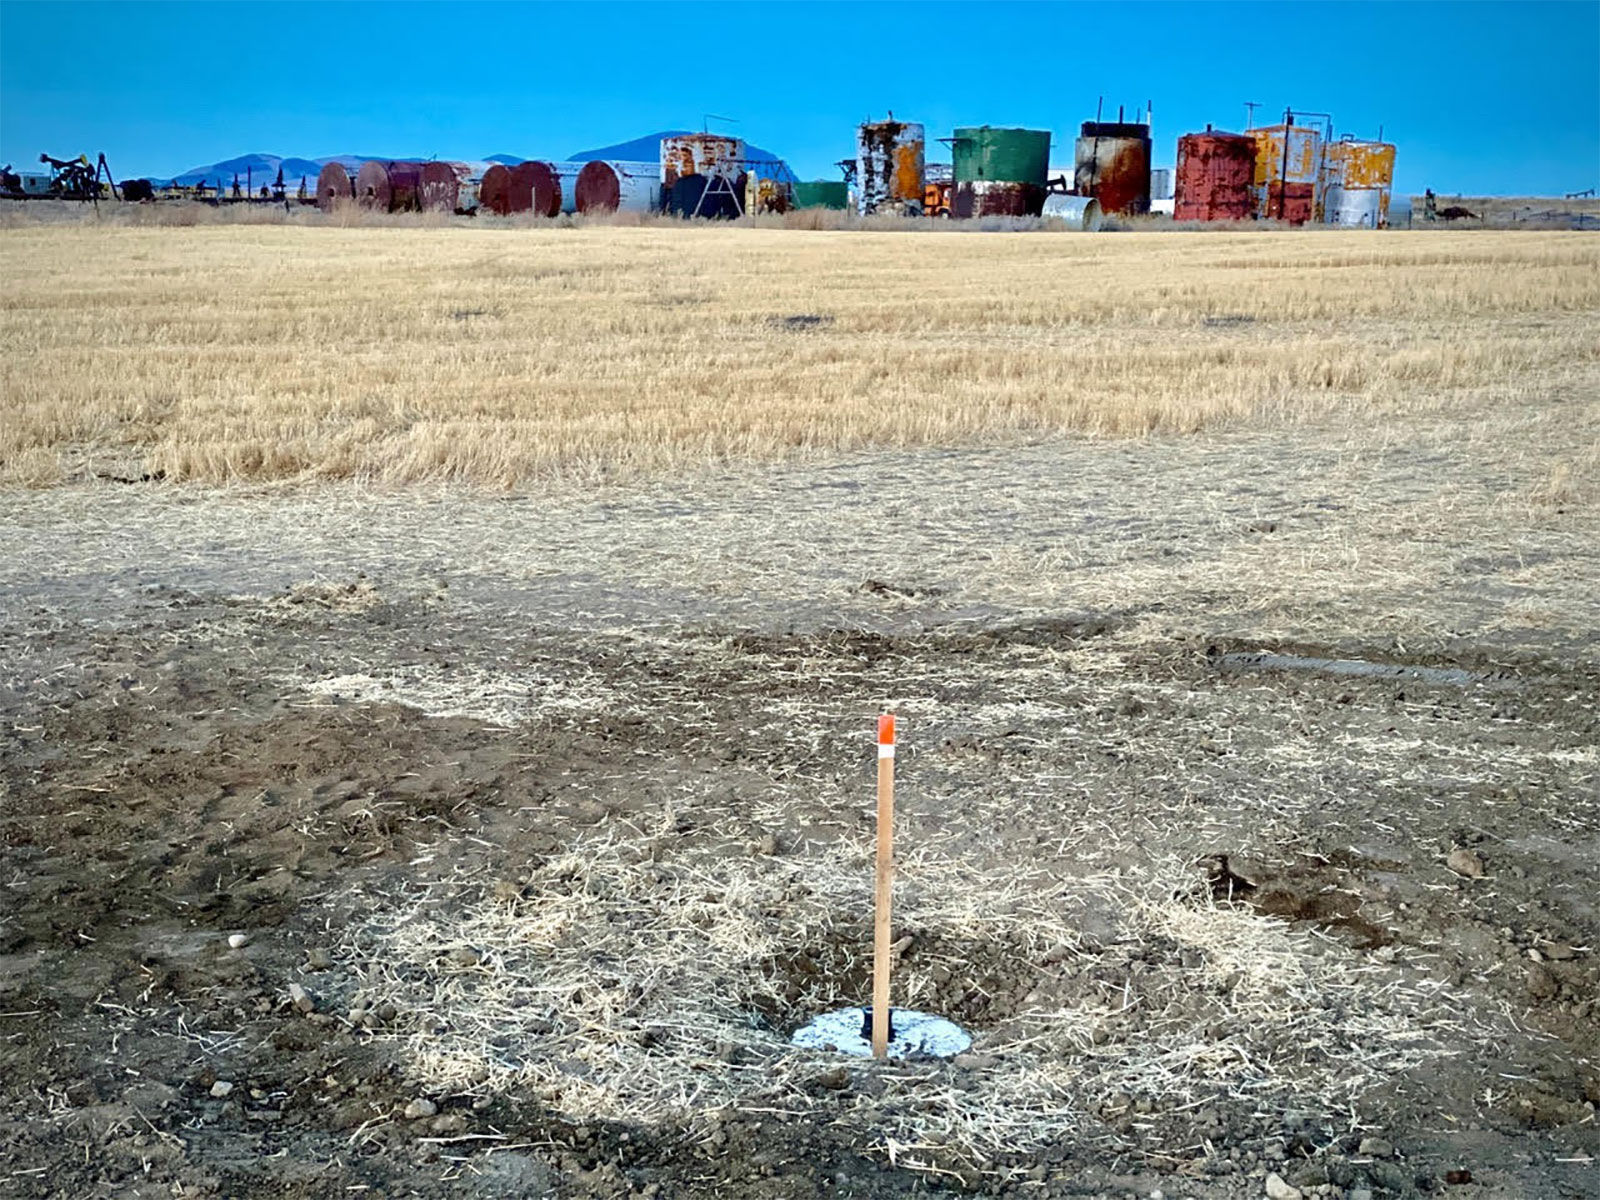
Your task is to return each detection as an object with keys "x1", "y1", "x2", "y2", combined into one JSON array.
[{"x1": 878, "y1": 713, "x2": 895, "y2": 755}]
